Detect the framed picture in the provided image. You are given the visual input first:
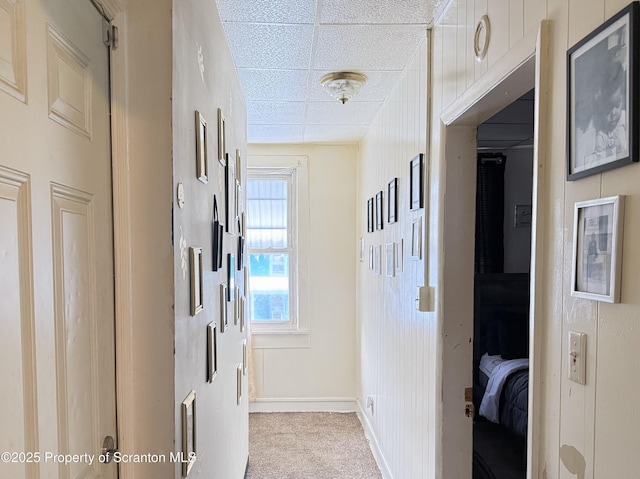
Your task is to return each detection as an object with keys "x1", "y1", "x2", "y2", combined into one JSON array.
[
  {"x1": 195, "y1": 111, "x2": 208, "y2": 184},
  {"x1": 181, "y1": 390, "x2": 196, "y2": 477},
  {"x1": 234, "y1": 286, "x2": 240, "y2": 325},
  {"x1": 374, "y1": 245, "x2": 381, "y2": 275},
  {"x1": 359, "y1": 236, "x2": 365, "y2": 262},
  {"x1": 385, "y1": 242, "x2": 395, "y2": 277},
  {"x1": 227, "y1": 254, "x2": 235, "y2": 301},
  {"x1": 388, "y1": 178, "x2": 398, "y2": 224},
  {"x1": 410, "y1": 154, "x2": 424, "y2": 210},
  {"x1": 225, "y1": 153, "x2": 235, "y2": 233},
  {"x1": 206, "y1": 322, "x2": 217, "y2": 383},
  {"x1": 367, "y1": 198, "x2": 374, "y2": 232},
  {"x1": 368, "y1": 245, "x2": 374, "y2": 270},
  {"x1": 236, "y1": 364, "x2": 243, "y2": 405},
  {"x1": 220, "y1": 283, "x2": 228, "y2": 332},
  {"x1": 212, "y1": 195, "x2": 223, "y2": 271},
  {"x1": 571, "y1": 195, "x2": 625, "y2": 303},
  {"x1": 236, "y1": 149, "x2": 242, "y2": 185},
  {"x1": 375, "y1": 191, "x2": 384, "y2": 230},
  {"x1": 239, "y1": 296, "x2": 245, "y2": 333},
  {"x1": 217, "y1": 108, "x2": 226, "y2": 166},
  {"x1": 395, "y1": 239, "x2": 403, "y2": 274},
  {"x1": 242, "y1": 339, "x2": 248, "y2": 375},
  {"x1": 189, "y1": 247, "x2": 203, "y2": 316},
  {"x1": 411, "y1": 217, "x2": 422, "y2": 259},
  {"x1": 567, "y1": 3, "x2": 639, "y2": 180}
]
